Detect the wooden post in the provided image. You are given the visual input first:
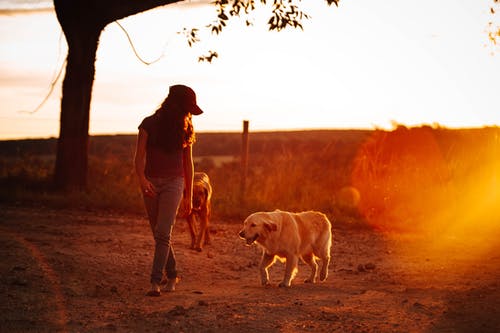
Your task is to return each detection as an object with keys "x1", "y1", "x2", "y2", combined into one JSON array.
[{"x1": 240, "y1": 120, "x2": 249, "y2": 205}]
